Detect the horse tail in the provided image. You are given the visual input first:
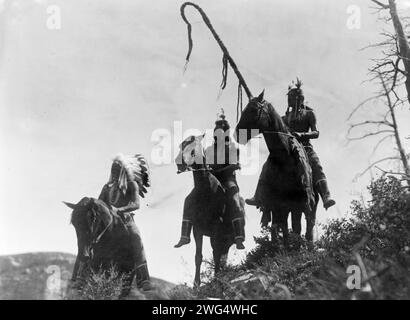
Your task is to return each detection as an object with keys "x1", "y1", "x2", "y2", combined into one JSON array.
[{"x1": 180, "y1": 2, "x2": 253, "y2": 102}]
